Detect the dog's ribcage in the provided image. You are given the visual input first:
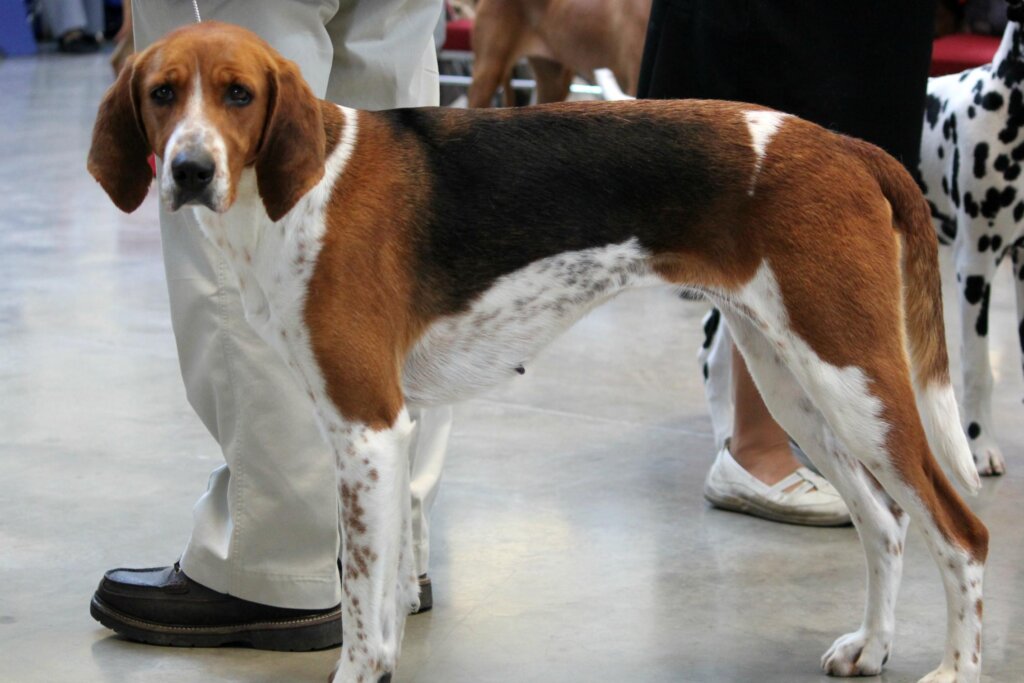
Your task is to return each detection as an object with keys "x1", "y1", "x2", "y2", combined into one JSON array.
[{"x1": 402, "y1": 239, "x2": 661, "y2": 405}]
